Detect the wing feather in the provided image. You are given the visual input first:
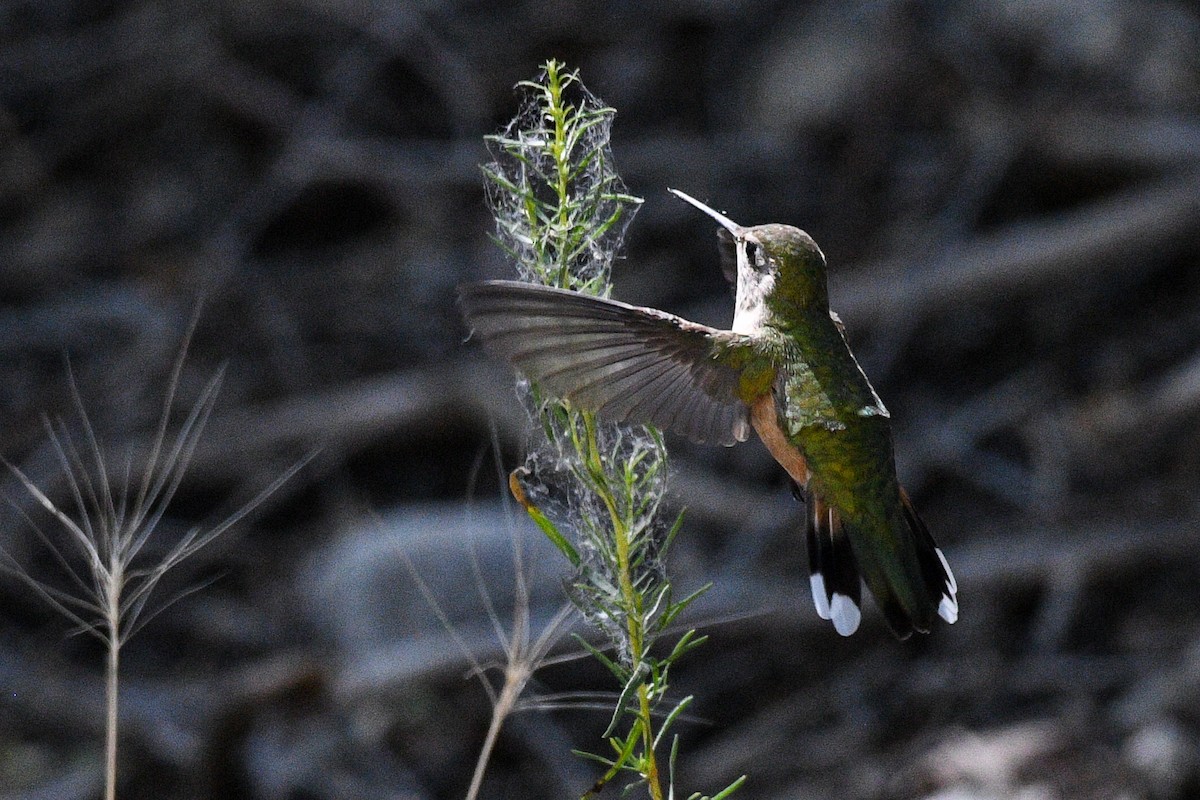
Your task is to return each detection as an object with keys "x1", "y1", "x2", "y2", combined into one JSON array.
[
  {"x1": 624, "y1": 363, "x2": 679, "y2": 414},
  {"x1": 459, "y1": 280, "x2": 756, "y2": 445}
]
